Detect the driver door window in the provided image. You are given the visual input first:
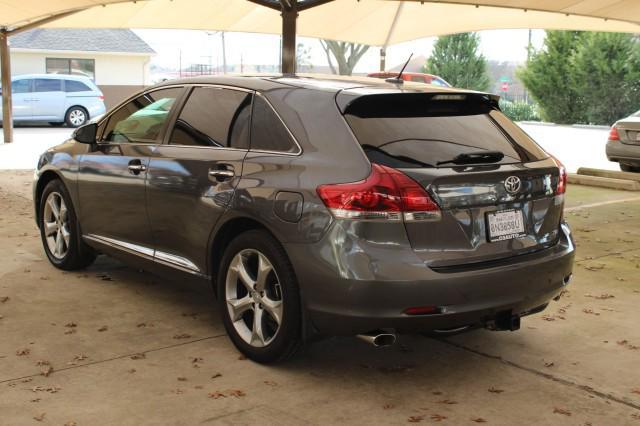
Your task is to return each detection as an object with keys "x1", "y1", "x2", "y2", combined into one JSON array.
[{"x1": 102, "y1": 88, "x2": 183, "y2": 143}]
